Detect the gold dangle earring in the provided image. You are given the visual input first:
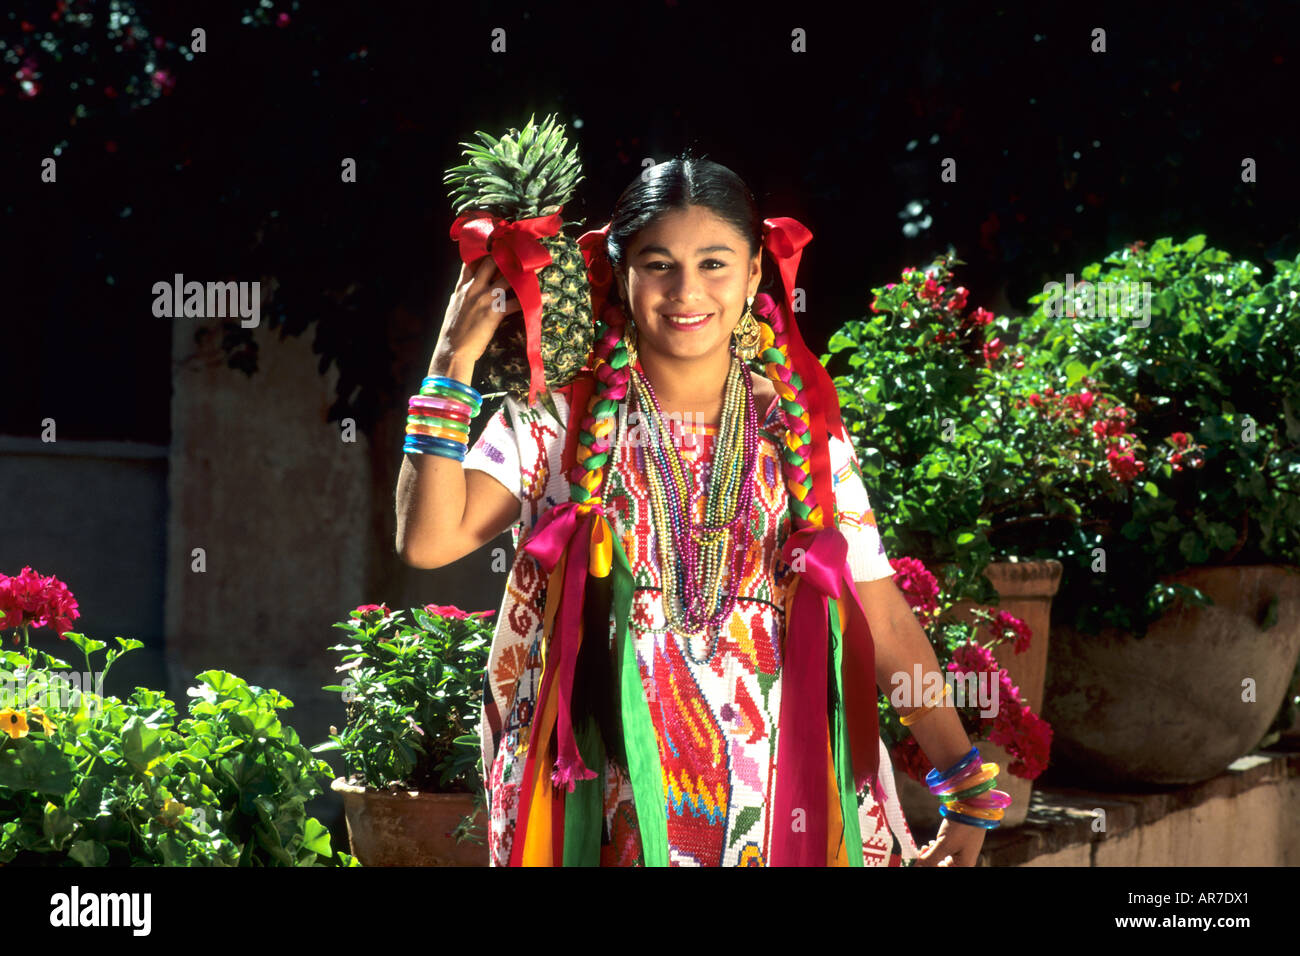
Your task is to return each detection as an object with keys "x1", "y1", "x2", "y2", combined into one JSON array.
[
  {"x1": 732, "y1": 295, "x2": 760, "y2": 361},
  {"x1": 621, "y1": 301, "x2": 639, "y2": 367}
]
